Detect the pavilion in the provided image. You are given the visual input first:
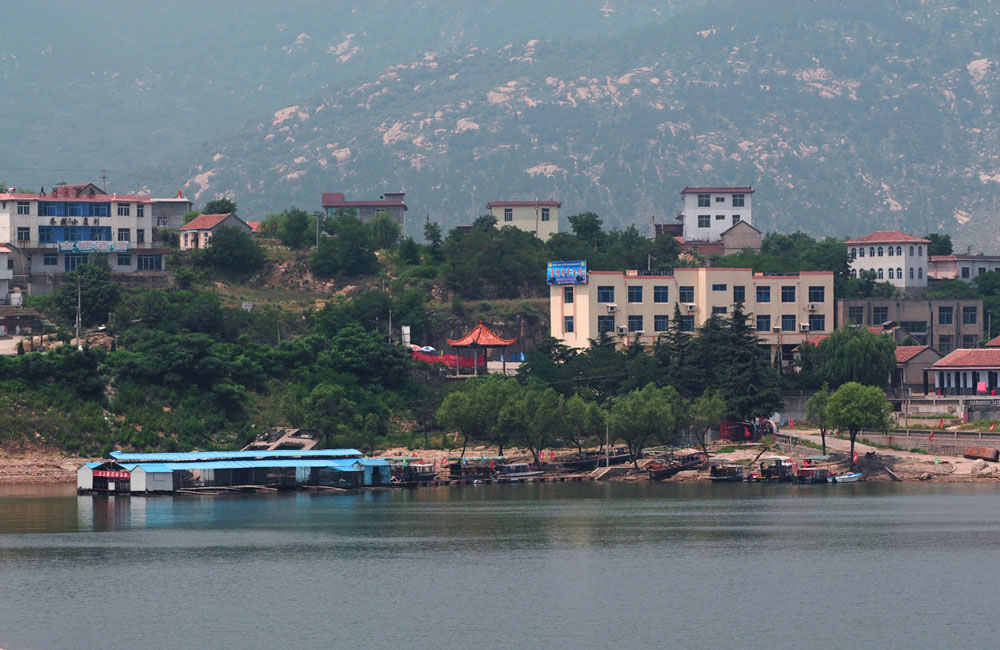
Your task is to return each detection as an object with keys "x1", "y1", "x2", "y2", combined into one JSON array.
[{"x1": 446, "y1": 321, "x2": 516, "y2": 376}]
